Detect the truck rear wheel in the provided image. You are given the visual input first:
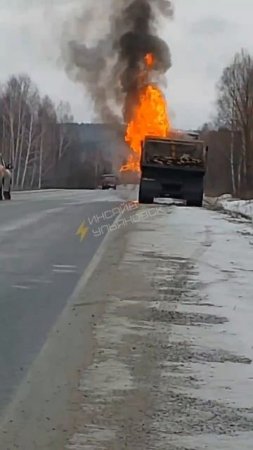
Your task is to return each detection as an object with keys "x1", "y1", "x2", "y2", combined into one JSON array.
[
  {"x1": 4, "y1": 190, "x2": 11, "y2": 200},
  {"x1": 186, "y1": 188, "x2": 203, "y2": 207},
  {"x1": 187, "y1": 199, "x2": 203, "y2": 207},
  {"x1": 139, "y1": 183, "x2": 154, "y2": 204}
]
